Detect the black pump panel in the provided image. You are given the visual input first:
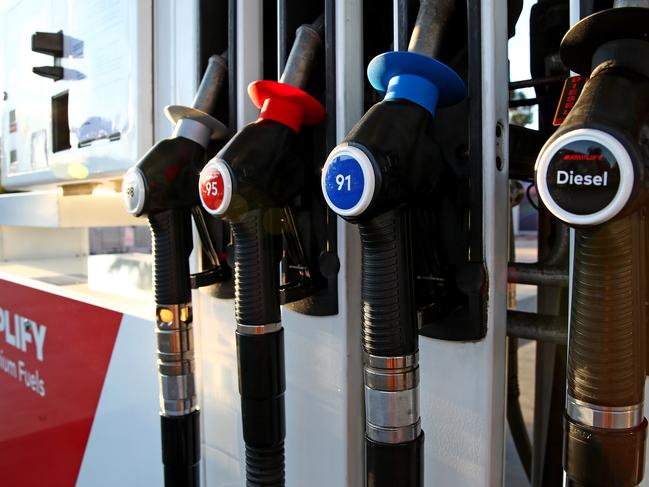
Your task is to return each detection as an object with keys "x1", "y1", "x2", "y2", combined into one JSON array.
[
  {"x1": 383, "y1": 2, "x2": 487, "y2": 341},
  {"x1": 276, "y1": 0, "x2": 339, "y2": 316},
  {"x1": 334, "y1": 1, "x2": 487, "y2": 341},
  {"x1": 194, "y1": 0, "x2": 235, "y2": 299}
]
